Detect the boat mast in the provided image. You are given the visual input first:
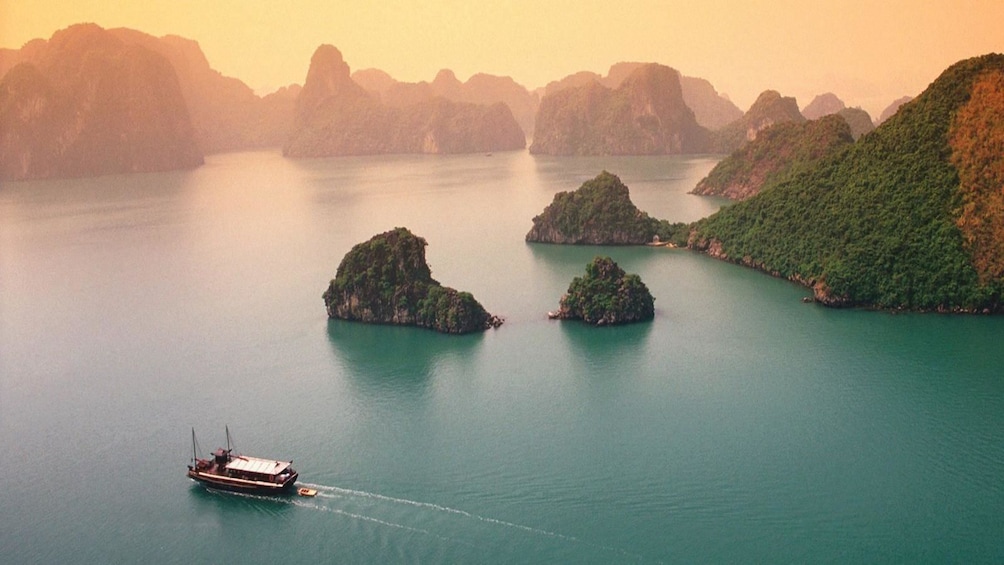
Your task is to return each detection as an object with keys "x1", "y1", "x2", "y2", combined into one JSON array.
[
  {"x1": 225, "y1": 424, "x2": 231, "y2": 454},
  {"x1": 191, "y1": 427, "x2": 197, "y2": 463}
]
